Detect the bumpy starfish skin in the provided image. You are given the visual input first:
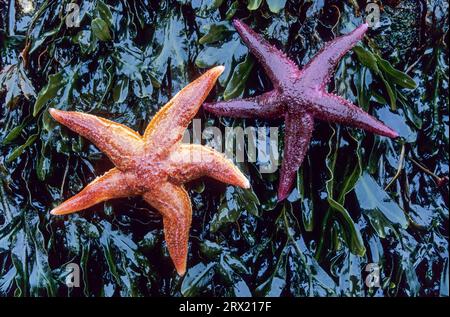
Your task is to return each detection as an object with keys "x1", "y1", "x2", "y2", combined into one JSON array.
[
  {"x1": 204, "y1": 19, "x2": 398, "y2": 201},
  {"x1": 49, "y1": 66, "x2": 249, "y2": 276}
]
